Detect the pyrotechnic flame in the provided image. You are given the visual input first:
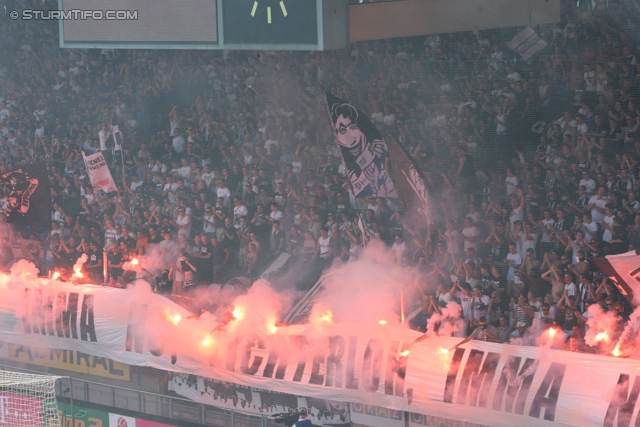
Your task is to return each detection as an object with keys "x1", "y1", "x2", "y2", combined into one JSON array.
[
  {"x1": 51, "y1": 272, "x2": 61, "y2": 280},
  {"x1": 378, "y1": 320, "x2": 387, "y2": 325},
  {"x1": 71, "y1": 254, "x2": 88, "y2": 279},
  {"x1": 594, "y1": 331, "x2": 609, "y2": 343},
  {"x1": 270, "y1": 326, "x2": 278, "y2": 334},
  {"x1": 320, "y1": 311, "x2": 333, "y2": 323},
  {"x1": 163, "y1": 308, "x2": 182, "y2": 325},
  {"x1": 400, "y1": 350, "x2": 410, "y2": 358},
  {"x1": 612, "y1": 344, "x2": 621, "y2": 357},
  {"x1": 130, "y1": 258, "x2": 139, "y2": 266},
  {"x1": 201, "y1": 335, "x2": 213, "y2": 347},
  {"x1": 437, "y1": 346, "x2": 452, "y2": 371},
  {"x1": 547, "y1": 328, "x2": 557, "y2": 339},
  {"x1": 232, "y1": 308, "x2": 244, "y2": 321}
]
